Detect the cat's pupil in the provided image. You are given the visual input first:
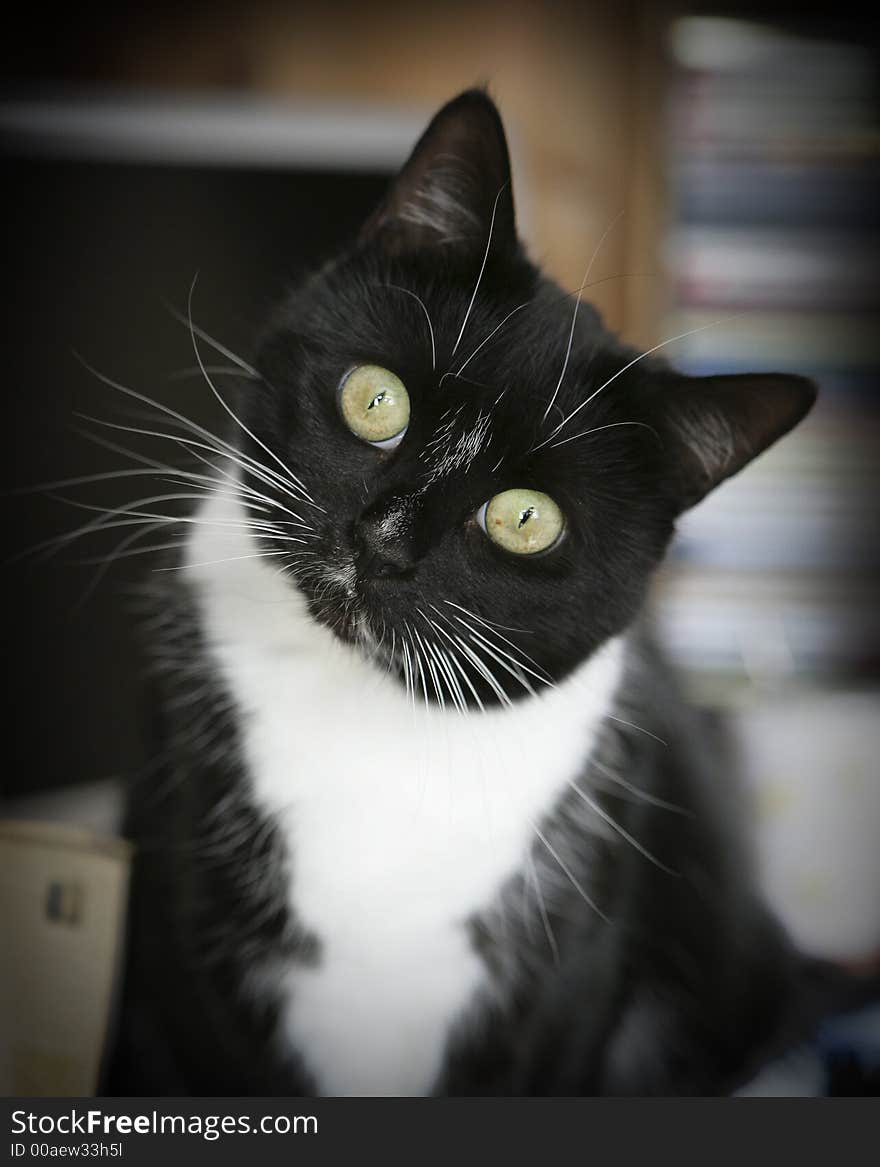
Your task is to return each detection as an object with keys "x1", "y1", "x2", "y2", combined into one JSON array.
[
  {"x1": 517, "y1": 507, "x2": 535, "y2": 529},
  {"x1": 368, "y1": 392, "x2": 386, "y2": 410}
]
